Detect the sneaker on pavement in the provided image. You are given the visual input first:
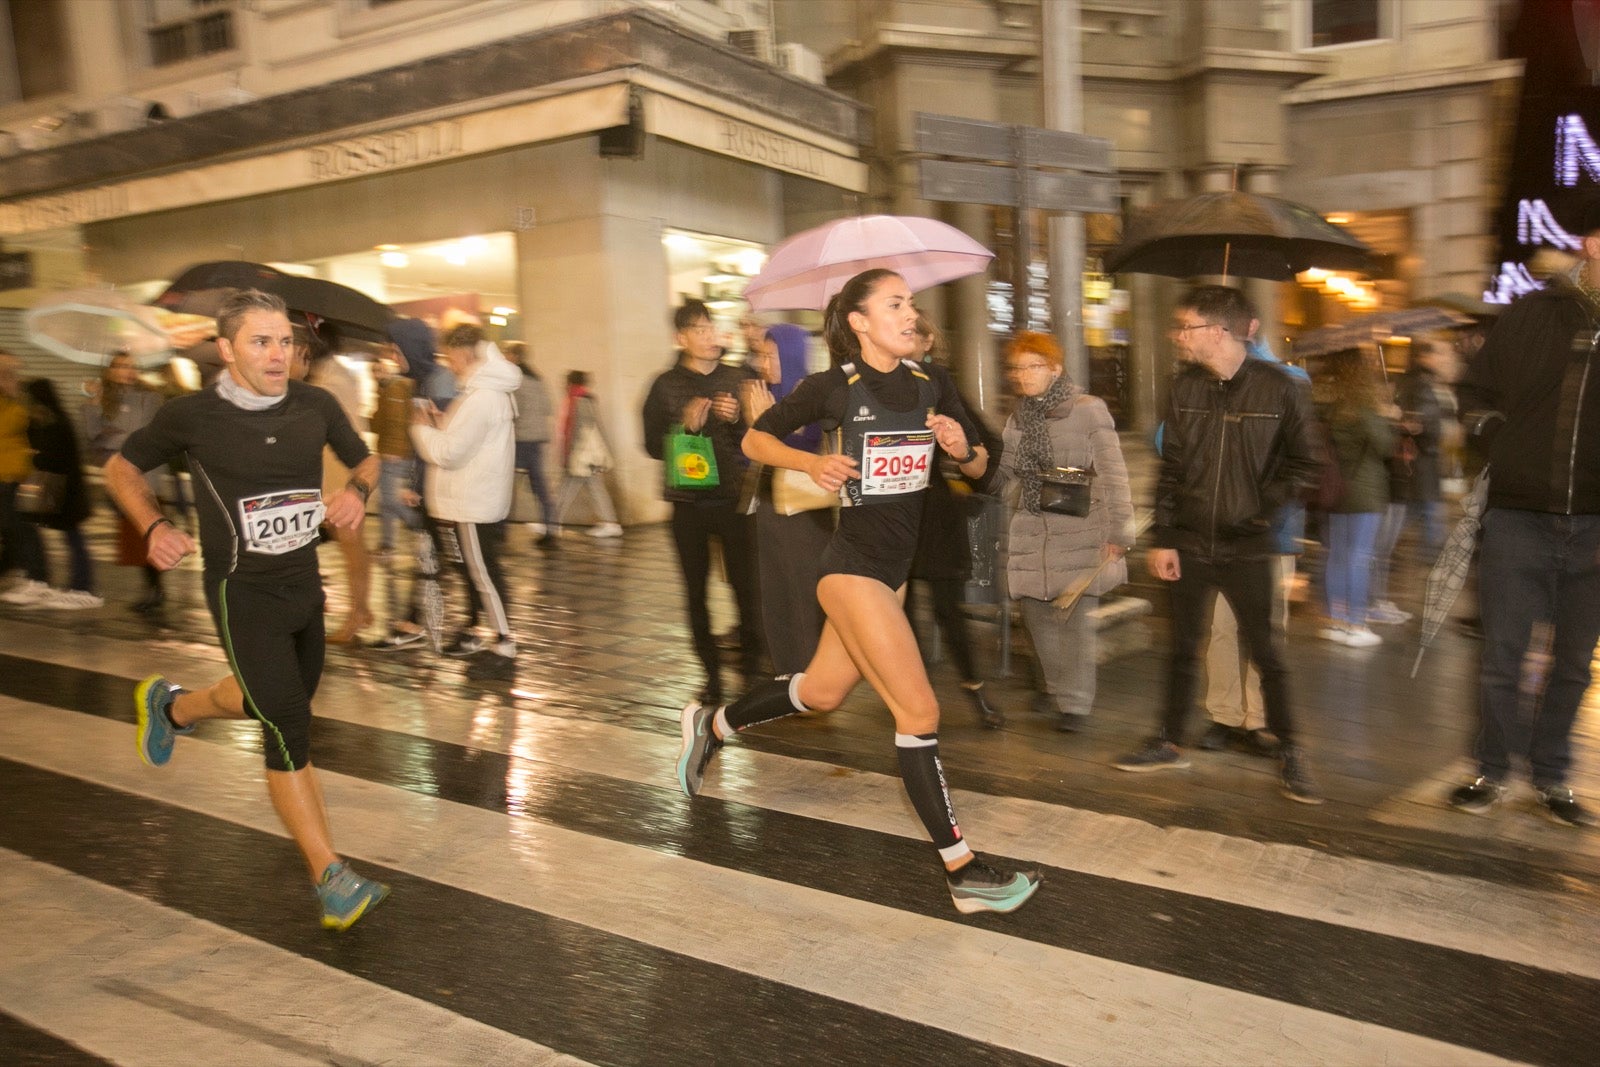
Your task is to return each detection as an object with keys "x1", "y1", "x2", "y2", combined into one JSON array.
[
  {"x1": 675, "y1": 702, "x2": 723, "y2": 797},
  {"x1": 316, "y1": 861, "x2": 390, "y2": 931},
  {"x1": 1198, "y1": 722, "x2": 1238, "y2": 751},
  {"x1": 1447, "y1": 776, "x2": 1505, "y2": 815},
  {"x1": 133, "y1": 675, "x2": 192, "y2": 768},
  {"x1": 1, "y1": 579, "x2": 52, "y2": 605},
  {"x1": 588, "y1": 522, "x2": 623, "y2": 538},
  {"x1": 1317, "y1": 624, "x2": 1350, "y2": 644},
  {"x1": 444, "y1": 631, "x2": 485, "y2": 657},
  {"x1": 46, "y1": 589, "x2": 104, "y2": 610},
  {"x1": 1279, "y1": 744, "x2": 1324, "y2": 804},
  {"x1": 1113, "y1": 739, "x2": 1190, "y2": 772},
  {"x1": 1342, "y1": 626, "x2": 1383, "y2": 648},
  {"x1": 947, "y1": 857, "x2": 1042, "y2": 915},
  {"x1": 528, "y1": 522, "x2": 548, "y2": 537},
  {"x1": 1535, "y1": 785, "x2": 1594, "y2": 828},
  {"x1": 370, "y1": 628, "x2": 425, "y2": 652},
  {"x1": 1367, "y1": 600, "x2": 1413, "y2": 625}
]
